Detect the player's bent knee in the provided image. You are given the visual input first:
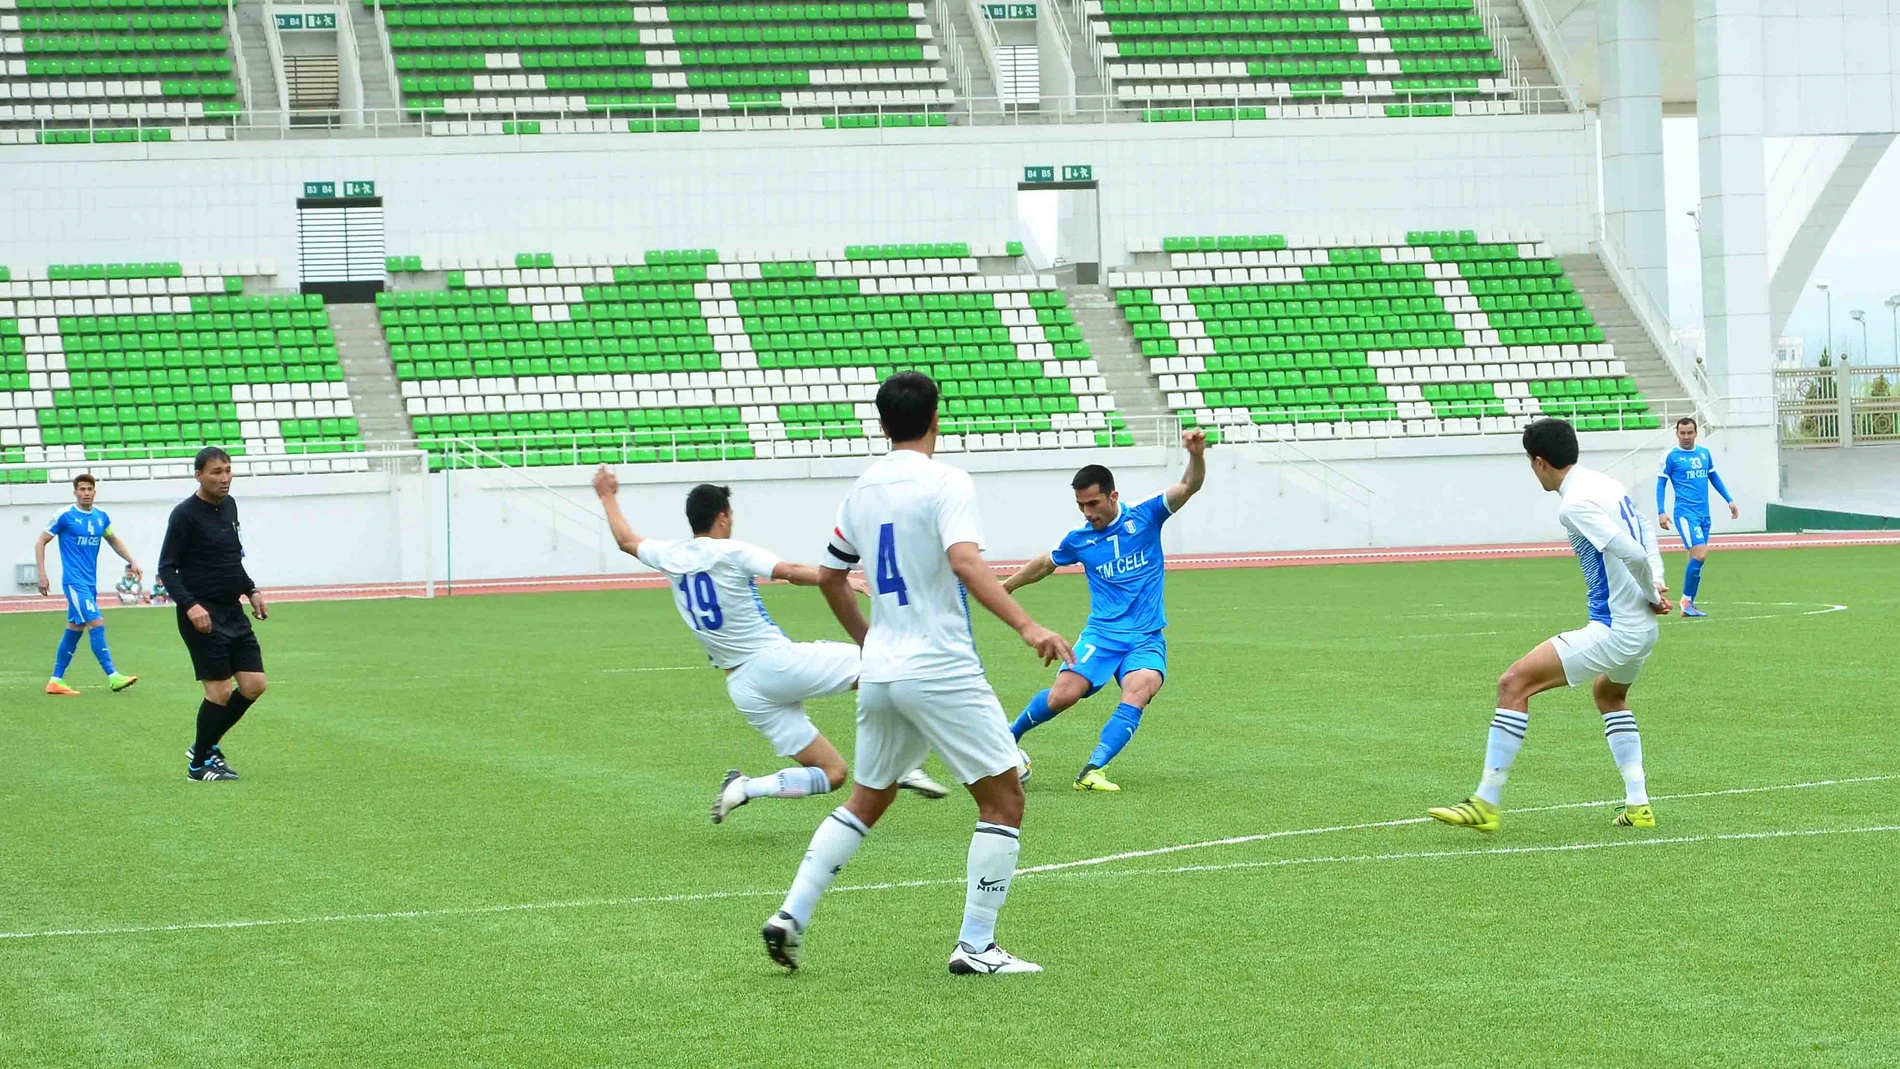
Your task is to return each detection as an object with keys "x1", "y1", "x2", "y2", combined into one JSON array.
[{"x1": 238, "y1": 677, "x2": 268, "y2": 700}]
